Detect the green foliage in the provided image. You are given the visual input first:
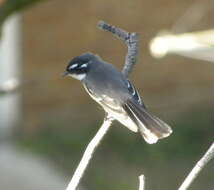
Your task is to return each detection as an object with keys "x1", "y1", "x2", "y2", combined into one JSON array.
[
  {"x1": 0, "y1": 0, "x2": 47, "y2": 34},
  {"x1": 17, "y1": 107, "x2": 214, "y2": 189}
]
